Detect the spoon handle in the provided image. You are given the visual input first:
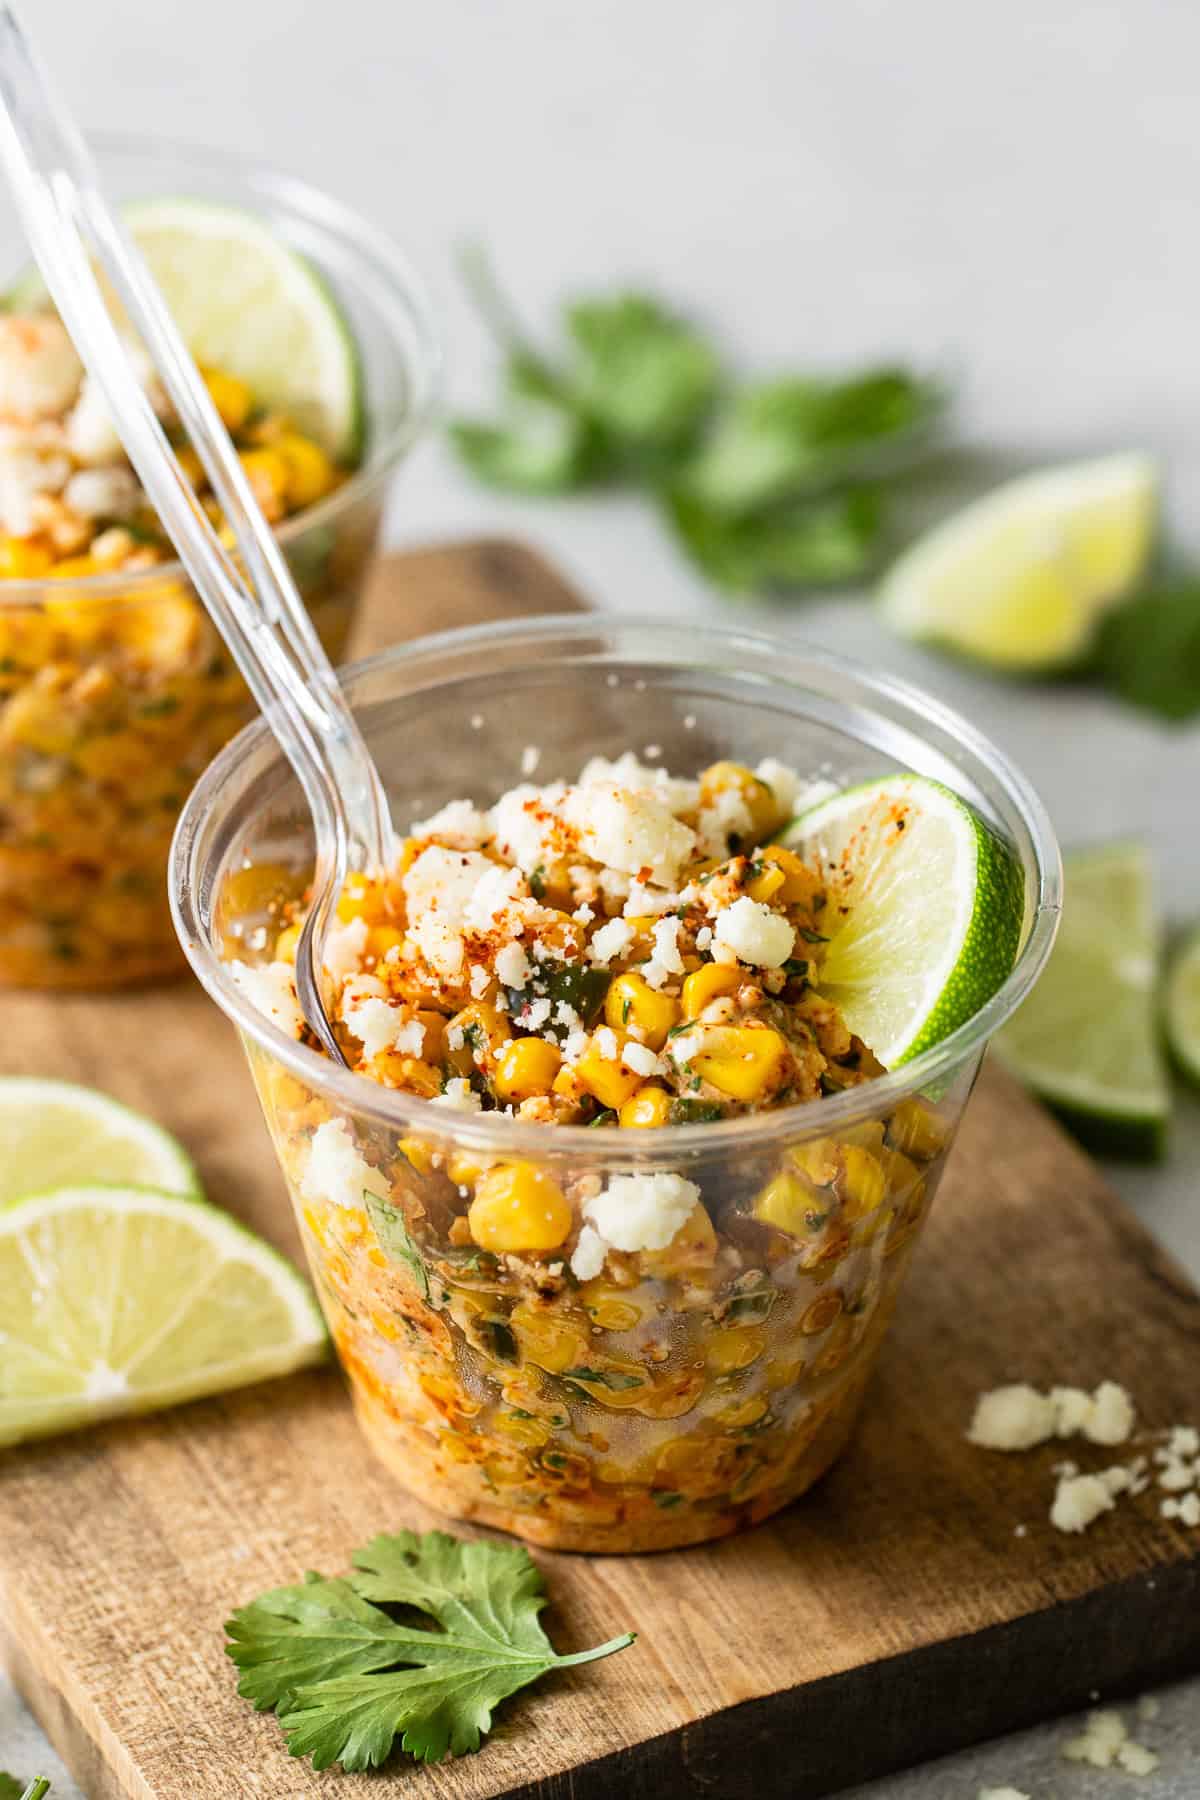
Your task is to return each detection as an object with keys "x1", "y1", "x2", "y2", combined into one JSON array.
[{"x1": 0, "y1": 3, "x2": 393, "y2": 889}]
